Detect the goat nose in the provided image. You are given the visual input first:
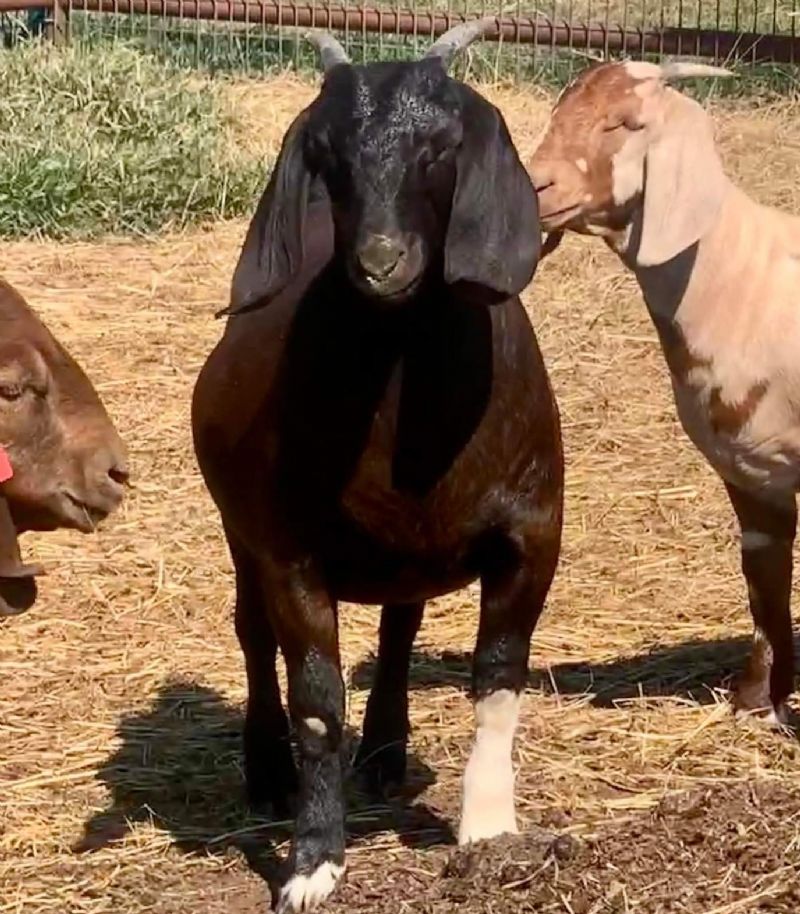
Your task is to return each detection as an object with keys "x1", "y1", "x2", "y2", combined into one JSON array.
[
  {"x1": 95, "y1": 442, "x2": 130, "y2": 492},
  {"x1": 108, "y1": 461, "x2": 130, "y2": 488},
  {"x1": 357, "y1": 236, "x2": 406, "y2": 280}
]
